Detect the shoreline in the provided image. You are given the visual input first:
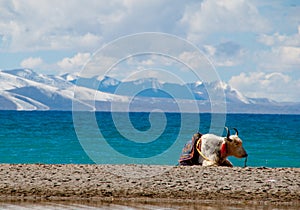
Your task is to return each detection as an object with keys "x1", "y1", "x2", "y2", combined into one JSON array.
[{"x1": 0, "y1": 164, "x2": 299, "y2": 207}]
